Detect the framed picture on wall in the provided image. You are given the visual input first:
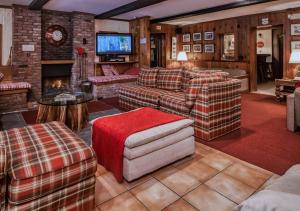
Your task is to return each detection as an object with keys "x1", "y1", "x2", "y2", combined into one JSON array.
[
  {"x1": 204, "y1": 32, "x2": 214, "y2": 40},
  {"x1": 183, "y1": 45, "x2": 191, "y2": 52},
  {"x1": 171, "y1": 36, "x2": 177, "y2": 59},
  {"x1": 182, "y1": 34, "x2": 191, "y2": 42},
  {"x1": 193, "y1": 33, "x2": 201, "y2": 41},
  {"x1": 291, "y1": 41, "x2": 300, "y2": 51},
  {"x1": 193, "y1": 44, "x2": 202, "y2": 53},
  {"x1": 204, "y1": 44, "x2": 214, "y2": 53},
  {"x1": 291, "y1": 24, "x2": 300, "y2": 36}
]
